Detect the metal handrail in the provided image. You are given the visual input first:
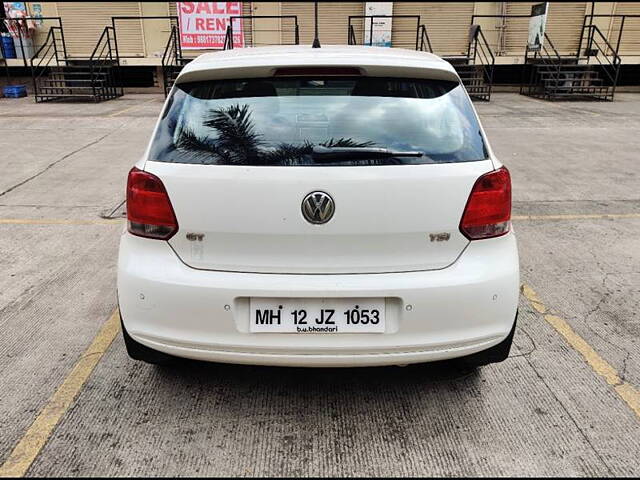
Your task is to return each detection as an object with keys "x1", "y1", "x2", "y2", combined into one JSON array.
[
  {"x1": 578, "y1": 14, "x2": 640, "y2": 57},
  {"x1": 521, "y1": 32, "x2": 562, "y2": 96},
  {"x1": 88, "y1": 26, "x2": 119, "y2": 100},
  {"x1": 31, "y1": 27, "x2": 56, "y2": 64},
  {"x1": 585, "y1": 24, "x2": 622, "y2": 67},
  {"x1": 89, "y1": 27, "x2": 110, "y2": 60},
  {"x1": 542, "y1": 32, "x2": 562, "y2": 60},
  {"x1": 161, "y1": 25, "x2": 180, "y2": 96},
  {"x1": 161, "y1": 25, "x2": 178, "y2": 67},
  {"x1": 470, "y1": 14, "x2": 535, "y2": 56},
  {"x1": 541, "y1": 34, "x2": 563, "y2": 90},
  {"x1": 348, "y1": 24, "x2": 356, "y2": 46},
  {"x1": 418, "y1": 25, "x2": 433, "y2": 53},
  {"x1": 582, "y1": 24, "x2": 621, "y2": 95},
  {"x1": 467, "y1": 25, "x2": 495, "y2": 100},
  {"x1": 29, "y1": 26, "x2": 65, "y2": 99},
  {"x1": 348, "y1": 15, "x2": 421, "y2": 50},
  {"x1": 223, "y1": 25, "x2": 233, "y2": 50}
]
